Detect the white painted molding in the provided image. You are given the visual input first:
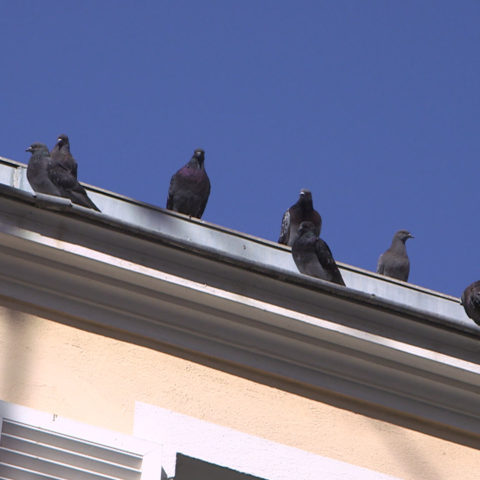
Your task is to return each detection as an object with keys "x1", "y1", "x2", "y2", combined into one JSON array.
[
  {"x1": 134, "y1": 402, "x2": 401, "y2": 480},
  {"x1": 0, "y1": 177, "x2": 480, "y2": 439}
]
